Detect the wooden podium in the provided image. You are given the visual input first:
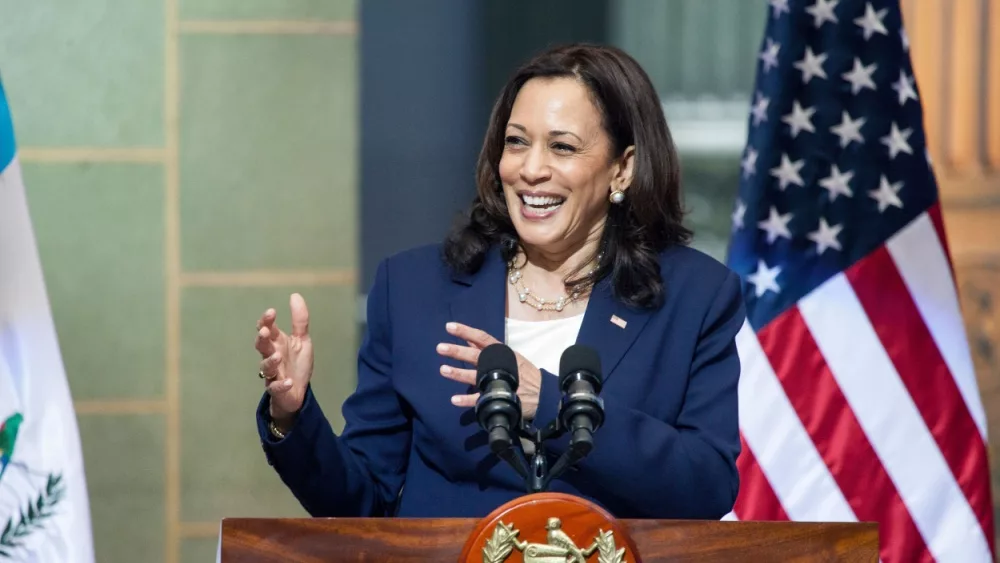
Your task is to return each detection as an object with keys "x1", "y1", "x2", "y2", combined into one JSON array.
[{"x1": 218, "y1": 492, "x2": 878, "y2": 562}]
